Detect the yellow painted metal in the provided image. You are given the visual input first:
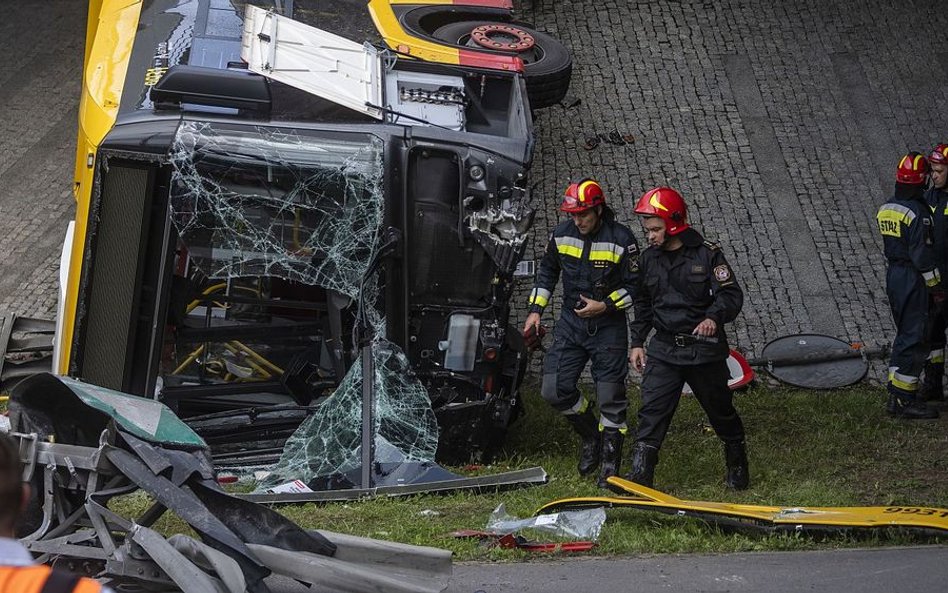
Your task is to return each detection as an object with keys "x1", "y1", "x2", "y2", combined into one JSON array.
[
  {"x1": 60, "y1": 0, "x2": 143, "y2": 374},
  {"x1": 85, "y1": 0, "x2": 104, "y2": 67},
  {"x1": 535, "y1": 477, "x2": 948, "y2": 534},
  {"x1": 367, "y1": 0, "x2": 463, "y2": 64}
]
